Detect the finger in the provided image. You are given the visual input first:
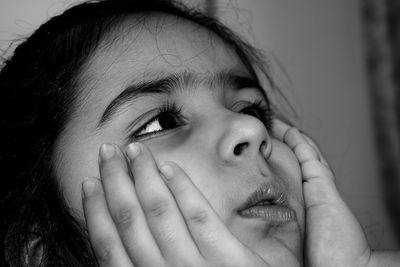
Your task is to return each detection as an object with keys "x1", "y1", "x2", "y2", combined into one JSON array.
[
  {"x1": 98, "y1": 144, "x2": 164, "y2": 266},
  {"x1": 271, "y1": 118, "x2": 293, "y2": 142},
  {"x1": 272, "y1": 119, "x2": 320, "y2": 165},
  {"x1": 159, "y1": 161, "x2": 250, "y2": 263},
  {"x1": 301, "y1": 134, "x2": 329, "y2": 167},
  {"x1": 272, "y1": 119, "x2": 340, "y2": 205},
  {"x1": 273, "y1": 119, "x2": 329, "y2": 168},
  {"x1": 125, "y1": 143, "x2": 202, "y2": 264},
  {"x1": 82, "y1": 177, "x2": 134, "y2": 267}
]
